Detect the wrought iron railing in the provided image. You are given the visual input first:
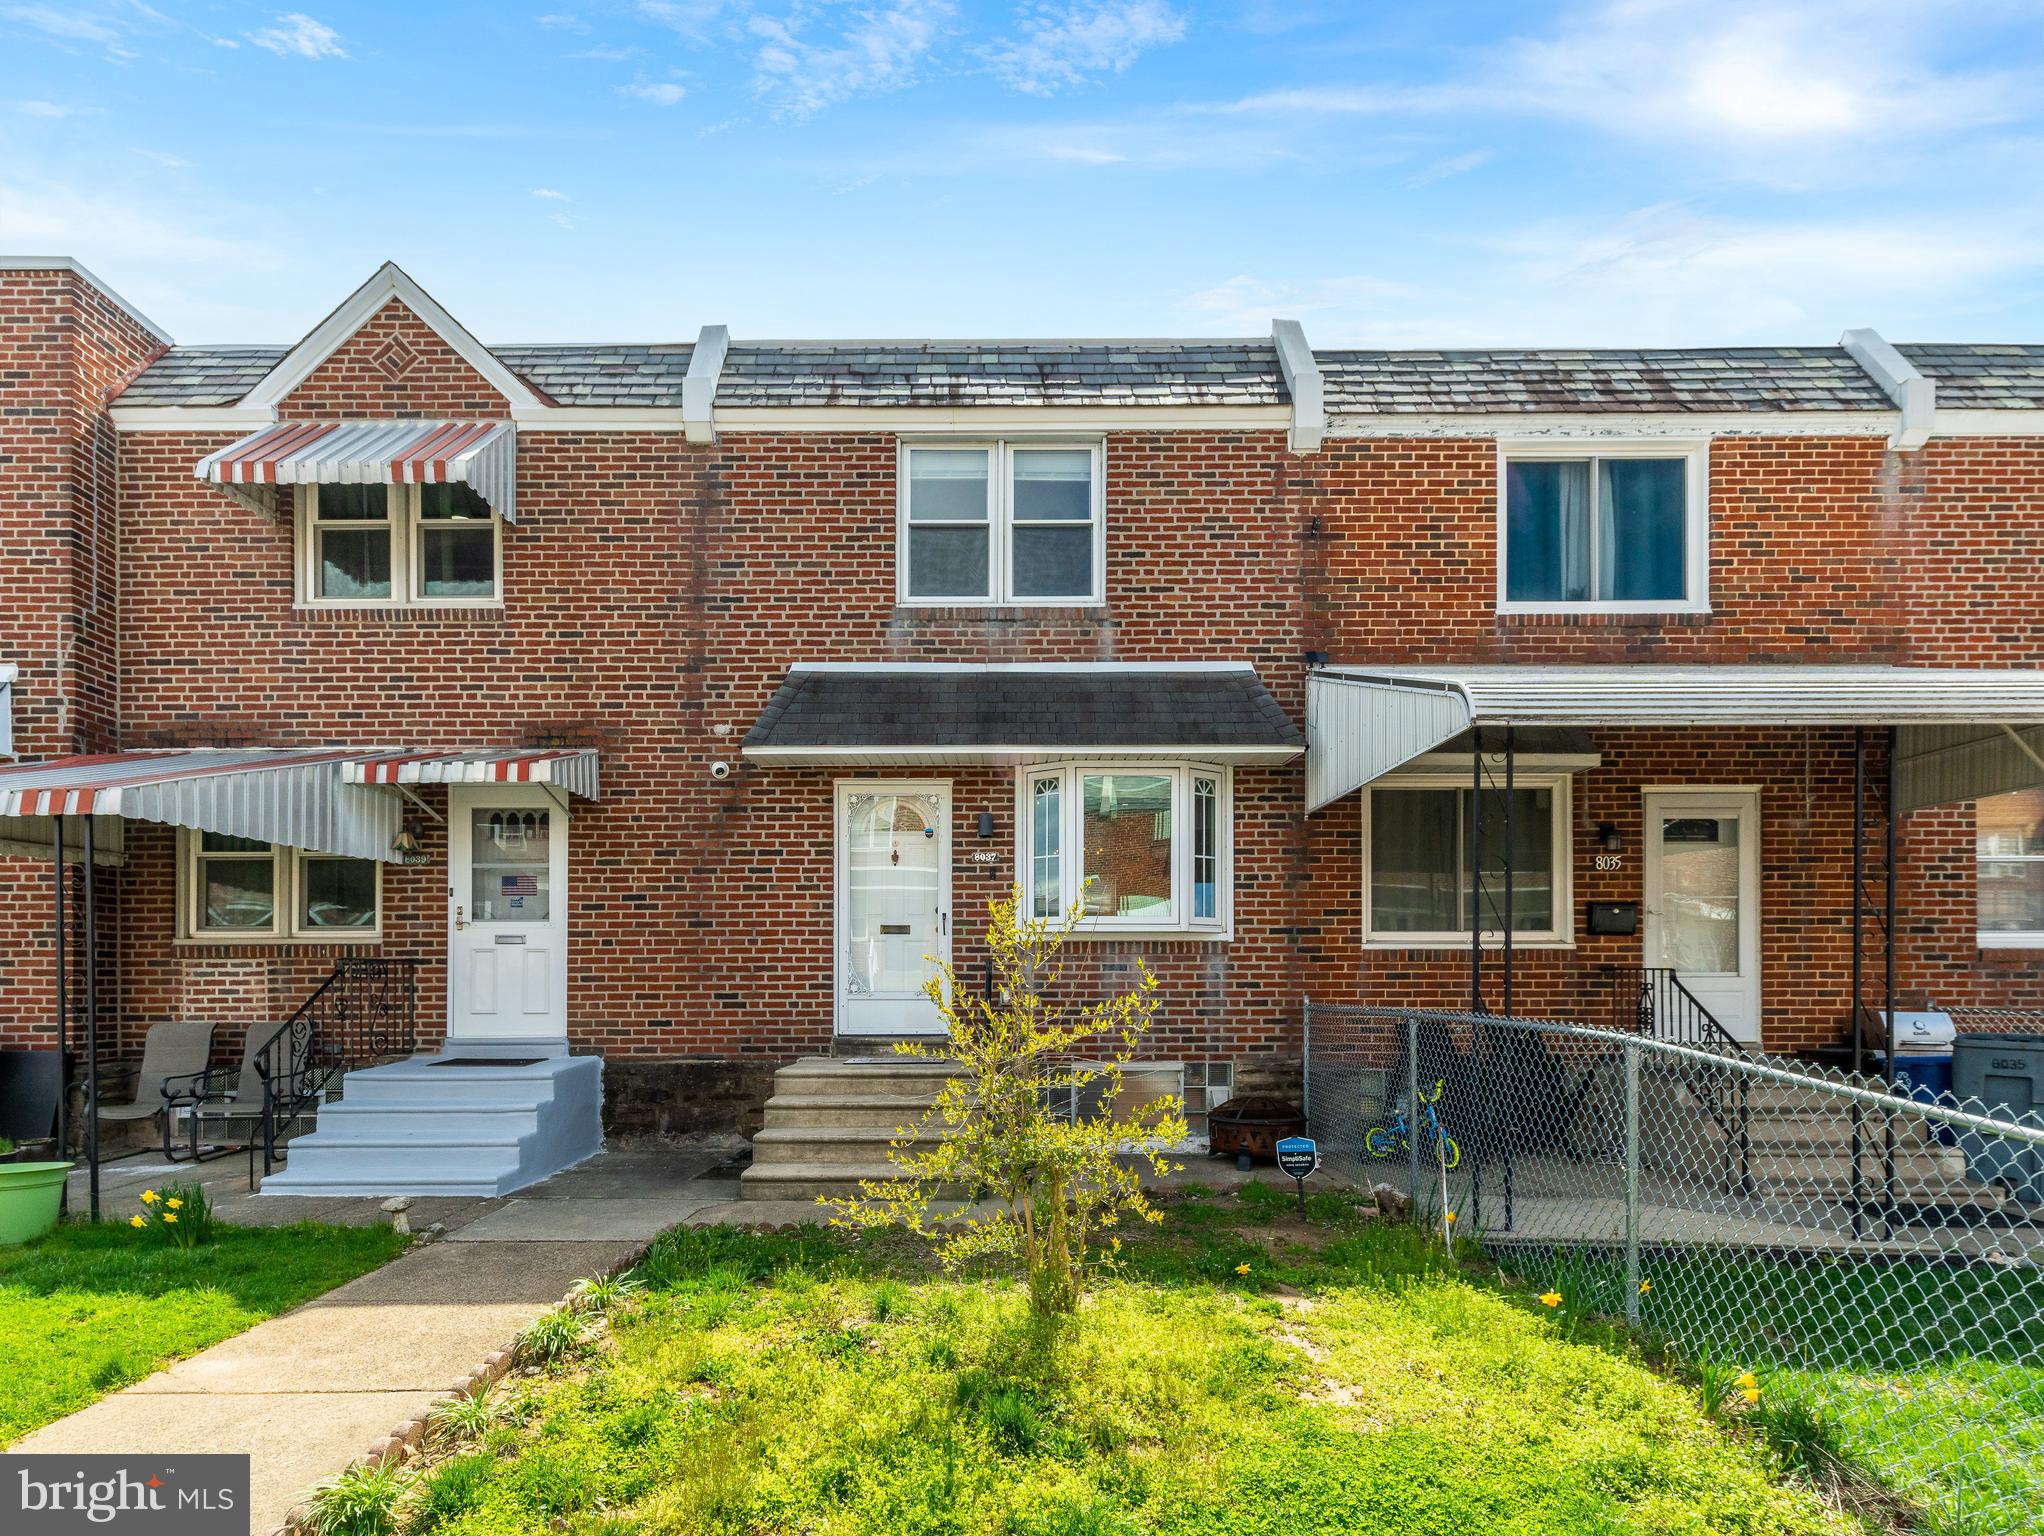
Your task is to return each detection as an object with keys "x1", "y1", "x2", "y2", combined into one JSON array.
[
  {"x1": 256, "y1": 956, "x2": 420, "y2": 1179},
  {"x1": 1608, "y1": 967, "x2": 1752, "y2": 1197}
]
